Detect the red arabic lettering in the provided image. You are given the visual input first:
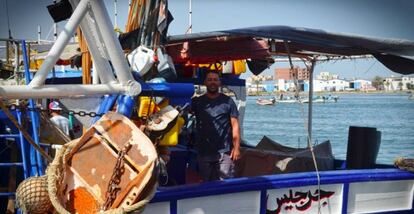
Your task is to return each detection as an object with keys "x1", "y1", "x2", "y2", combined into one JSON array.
[{"x1": 266, "y1": 189, "x2": 335, "y2": 214}]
